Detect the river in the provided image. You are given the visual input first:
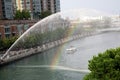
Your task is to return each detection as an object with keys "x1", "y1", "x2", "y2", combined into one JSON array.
[{"x1": 0, "y1": 31, "x2": 120, "y2": 80}]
